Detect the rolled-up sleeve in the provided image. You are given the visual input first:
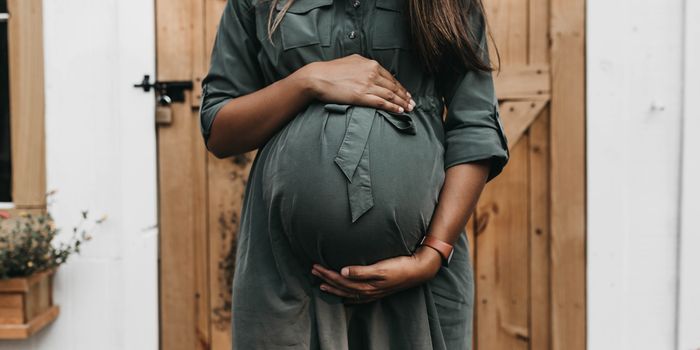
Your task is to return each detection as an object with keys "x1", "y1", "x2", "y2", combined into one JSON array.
[
  {"x1": 437, "y1": 12, "x2": 509, "y2": 183},
  {"x1": 199, "y1": 0, "x2": 266, "y2": 146}
]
